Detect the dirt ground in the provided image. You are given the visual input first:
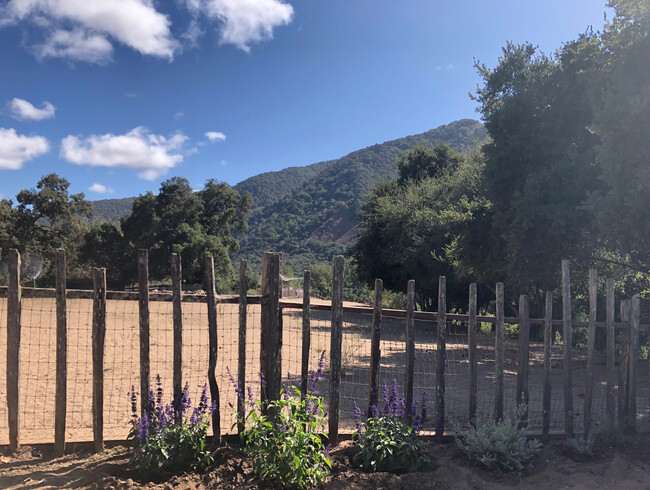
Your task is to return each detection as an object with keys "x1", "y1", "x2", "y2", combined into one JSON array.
[
  {"x1": 0, "y1": 296, "x2": 646, "y2": 445},
  {"x1": 2, "y1": 433, "x2": 650, "y2": 489}
]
